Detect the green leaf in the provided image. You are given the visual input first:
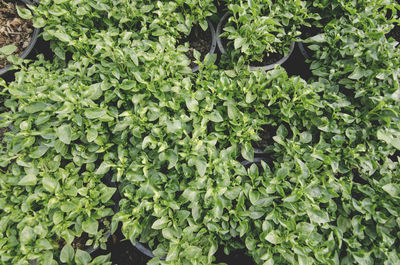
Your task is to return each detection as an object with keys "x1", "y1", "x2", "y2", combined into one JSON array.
[
  {"x1": 265, "y1": 230, "x2": 283, "y2": 244},
  {"x1": 43, "y1": 177, "x2": 58, "y2": 193},
  {"x1": 241, "y1": 142, "x2": 254, "y2": 162},
  {"x1": 0, "y1": 45, "x2": 17, "y2": 55},
  {"x1": 348, "y1": 67, "x2": 364, "y2": 80},
  {"x1": 308, "y1": 33, "x2": 326, "y2": 43},
  {"x1": 234, "y1": 37, "x2": 246, "y2": 49},
  {"x1": 85, "y1": 108, "x2": 107, "y2": 119},
  {"x1": 54, "y1": 32, "x2": 72, "y2": 43},
  {"x1": 25, "y1": 102, "x2": 48, "y2": 113},
  {"x1": 162, "y1": 227, "x2": 176, "y2": 240},
  {"x1": 36, "y1": 238, "x2": 53, "y2": 250},
  {"x1": 152, "y1": 216, "x2": 169, "y2": 230},
  {"x1": 186, "y1": 98, "x2": 199, "y2": 112},
  {"x1": 100, "y1": 187, "x2": 116, "y2": 203},
  {"x1": 18, "y1": 174, "x2": 37, "y2": 186},
  {"x1": 382, "y1": 183, "x2": 400, "y2": 197},
  {"x1": 16, "y1": 5, "x2": 32, "y2": 19},
  {"x1": 377, "y1": 129, "x2": 400, "y2": 150},
  {"x1": 60, "y1": 244, "x2": 74, "y2": 263},
  {"x1": 307, "y1": 207, "x2": 330, "y2": 224},
  {"x1": 87, "y1": 128, "x2": 98, "y2": 142},
  {"x1": 20, "y1": 226, "x2": 35, "y2": 243},
  {"x1": 75, "y1": 249, "x2": 91, "y2": 265},
  {"x1": 82, "y1": 218, "x2": 98, "y2": 235},
  {"x1": 61, "y1": 201, "x2": 76, "y2": 212},
  {"x1": 183, "y1": 246, "x2": 202, "y2": 258},
  {"x1": 208, "y1": 110, "x2": 224, "y2": 123},
  {"x1": 29, "y1": 145, "x2": 49, "y2": 158},
  {"x1": 195, "y1": 158, "x2": 207, "y2": 177},
  {"x1": 57, "y1": 124, "x2": 72, "y2": 144}
]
